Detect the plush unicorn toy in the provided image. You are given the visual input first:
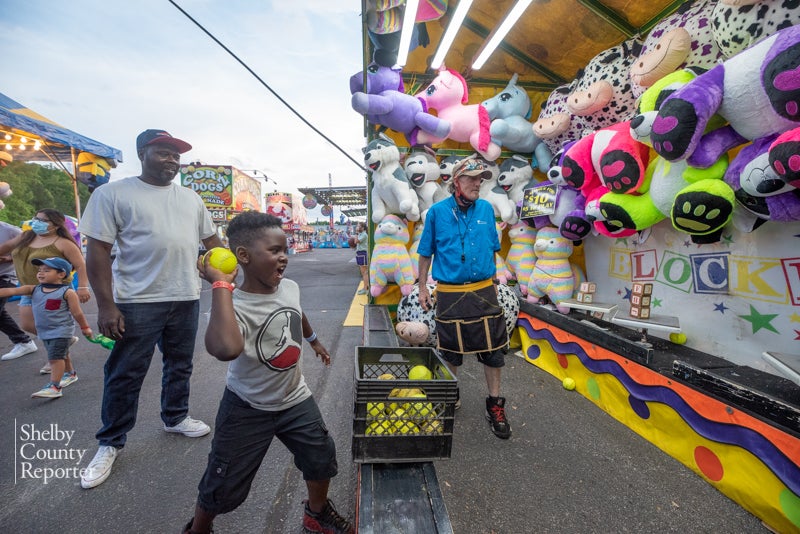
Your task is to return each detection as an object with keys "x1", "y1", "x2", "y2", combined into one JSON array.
[
  {"x1": 481, "y1": 73, "x2": 553, "y2": 168},
  {"x1": 350, "y1": 63, "x2": 451, "y2": 146},
  {"x1": 415, "y1": 67, "x2": 502, "y2": 160},
  {"x1": 370, "y1": 214, "x2": 416, "y2": 297},
  {"x1": 363, "y1": 135, "x2": 420, "y2": 223}
]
